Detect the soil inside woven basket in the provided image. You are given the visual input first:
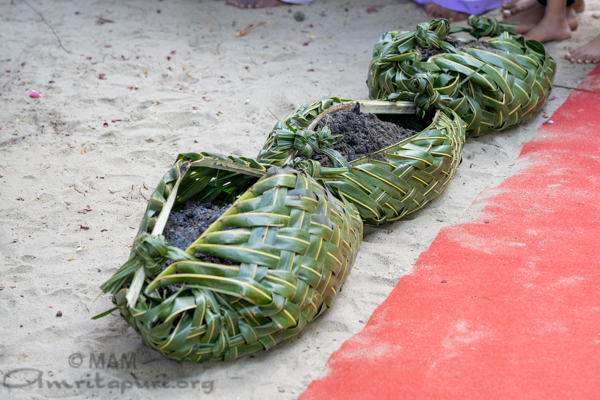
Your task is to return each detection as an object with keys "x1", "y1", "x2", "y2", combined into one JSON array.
[
  {"x1": 163, "y1": 201, "x2": 235, "y2": 265},
  {"x1": 313, "y1": 103, "x2": 417, "y2": 167},
  {"x1": 457, "y1": 38, "x2": 492, "y2": 51},
  {"x1": 418, "y1": 37, "x2": 492, "y2": 58}
]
